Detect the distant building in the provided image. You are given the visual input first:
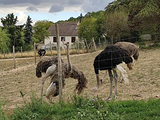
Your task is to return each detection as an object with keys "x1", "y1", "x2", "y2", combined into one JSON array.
[{"x1": 44, "y1": 22, "x2": 79, "y2": 49}]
